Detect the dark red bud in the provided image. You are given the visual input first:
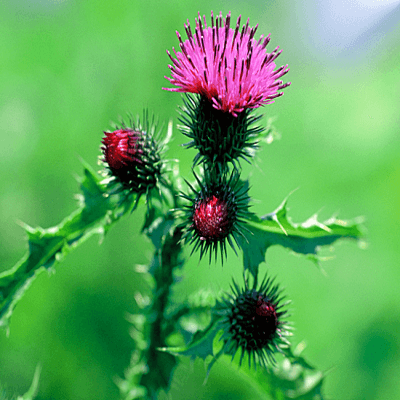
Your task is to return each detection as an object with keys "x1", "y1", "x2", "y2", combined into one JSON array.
[
  {"x1": 102, "y1": 129, "x2": 143, "y2": 171},
  {"x1": 192, "y1": 195, "x2": 231, "y2": 241}
]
